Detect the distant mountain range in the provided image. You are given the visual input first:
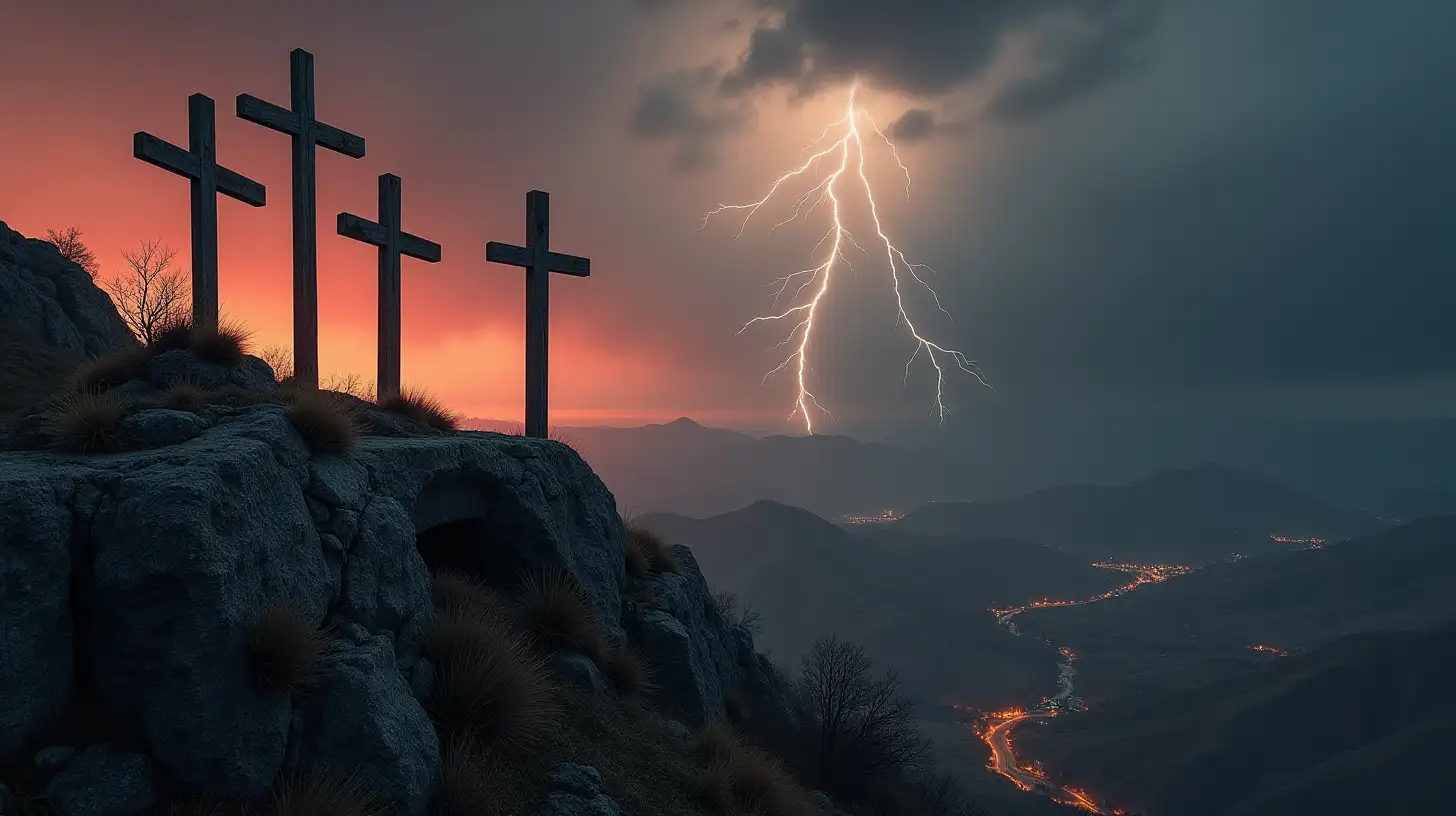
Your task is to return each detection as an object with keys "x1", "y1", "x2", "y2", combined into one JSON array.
[
  {"x1": 462, "y1": 416, "x2": 971, "y2": 519},
  {"x1": 638, "y1": 499, "x2": 1127, "y2": 709},
  {"x1": 893, "y1": 462, "x2": 1381, "y2": 564},
  {"x1": 1017, "y1": 623, "x2": 1456, "y2": 816}
]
